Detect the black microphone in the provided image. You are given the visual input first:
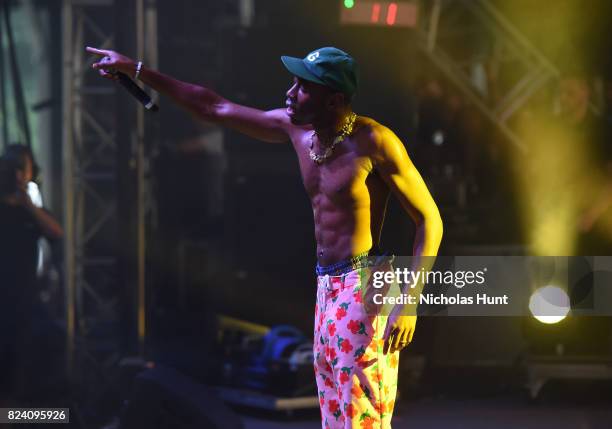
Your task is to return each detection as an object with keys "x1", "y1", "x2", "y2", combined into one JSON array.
[{"x1": 116, "y1": 72, "x2": 159, "y2": 112}]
